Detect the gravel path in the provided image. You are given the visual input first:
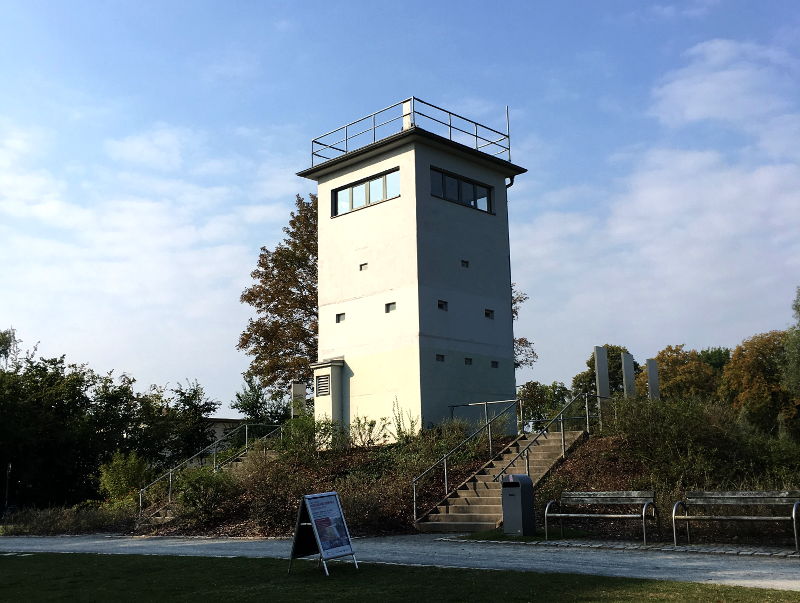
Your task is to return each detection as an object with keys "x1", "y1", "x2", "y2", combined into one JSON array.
[{"x1": 1, "y1": 534, "x2": 798, "y2": 592}]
